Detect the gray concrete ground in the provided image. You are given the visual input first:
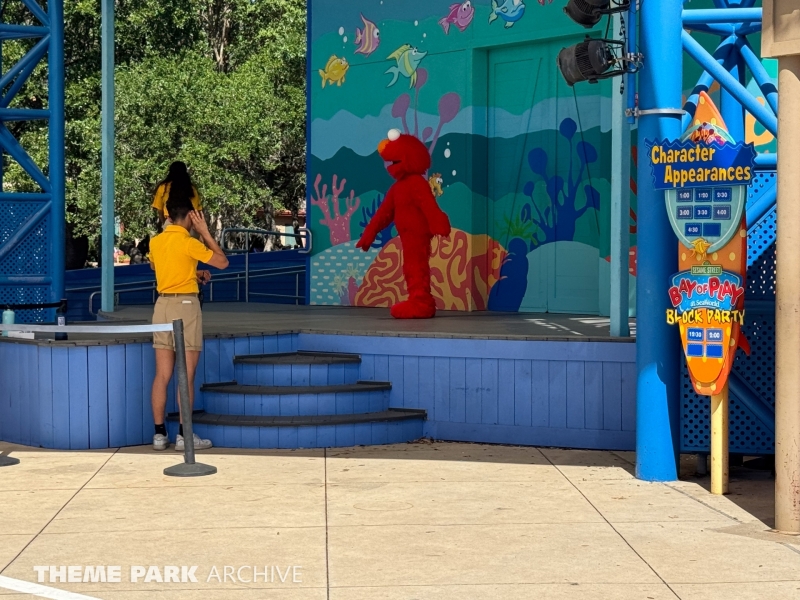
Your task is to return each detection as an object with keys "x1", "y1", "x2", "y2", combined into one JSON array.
[{"x1": 0, "y1": 441, "x2": 795, "y2": 600}]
